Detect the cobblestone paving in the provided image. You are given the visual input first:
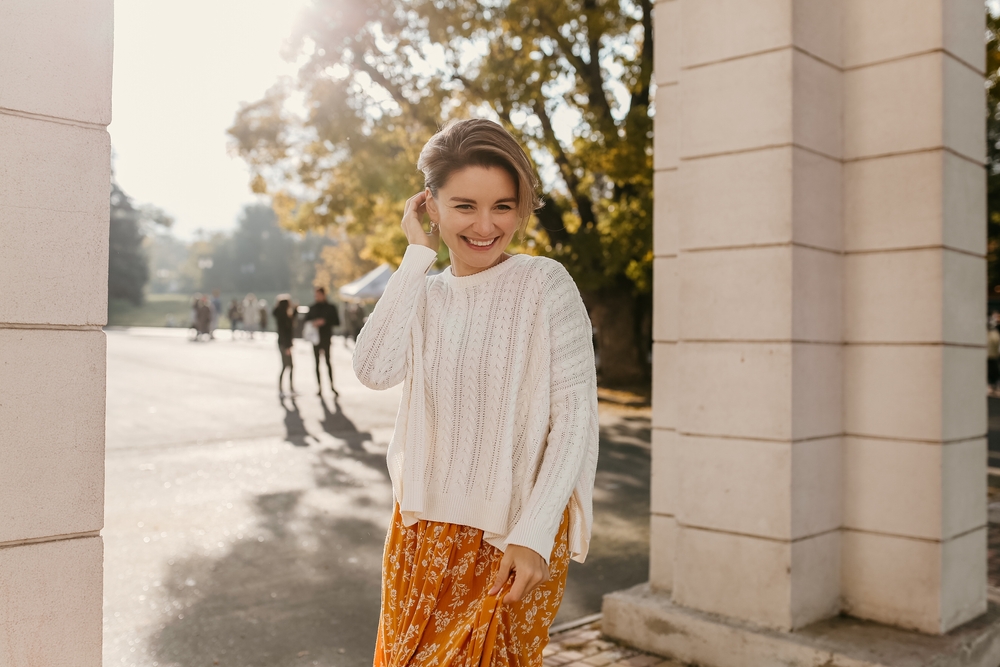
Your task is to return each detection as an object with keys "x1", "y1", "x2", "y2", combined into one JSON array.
[{"x1": 544, "y1": 621, "x2": 680, "y2": 667}]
